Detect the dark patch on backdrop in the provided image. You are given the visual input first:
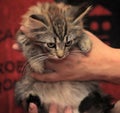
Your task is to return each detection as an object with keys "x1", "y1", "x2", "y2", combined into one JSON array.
[
  {"x1": 0, "y1": 28, "x2": 18, "y2": 42},
  {"x1": 55, "y1": 0, "x2": 94, "y2": 6},
  {"x1": 0, "y1": 79, "x2": 17, "y2": 93},
  {"x1": 0, "y1": 60, "x2": 24, "y2": 74}
]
